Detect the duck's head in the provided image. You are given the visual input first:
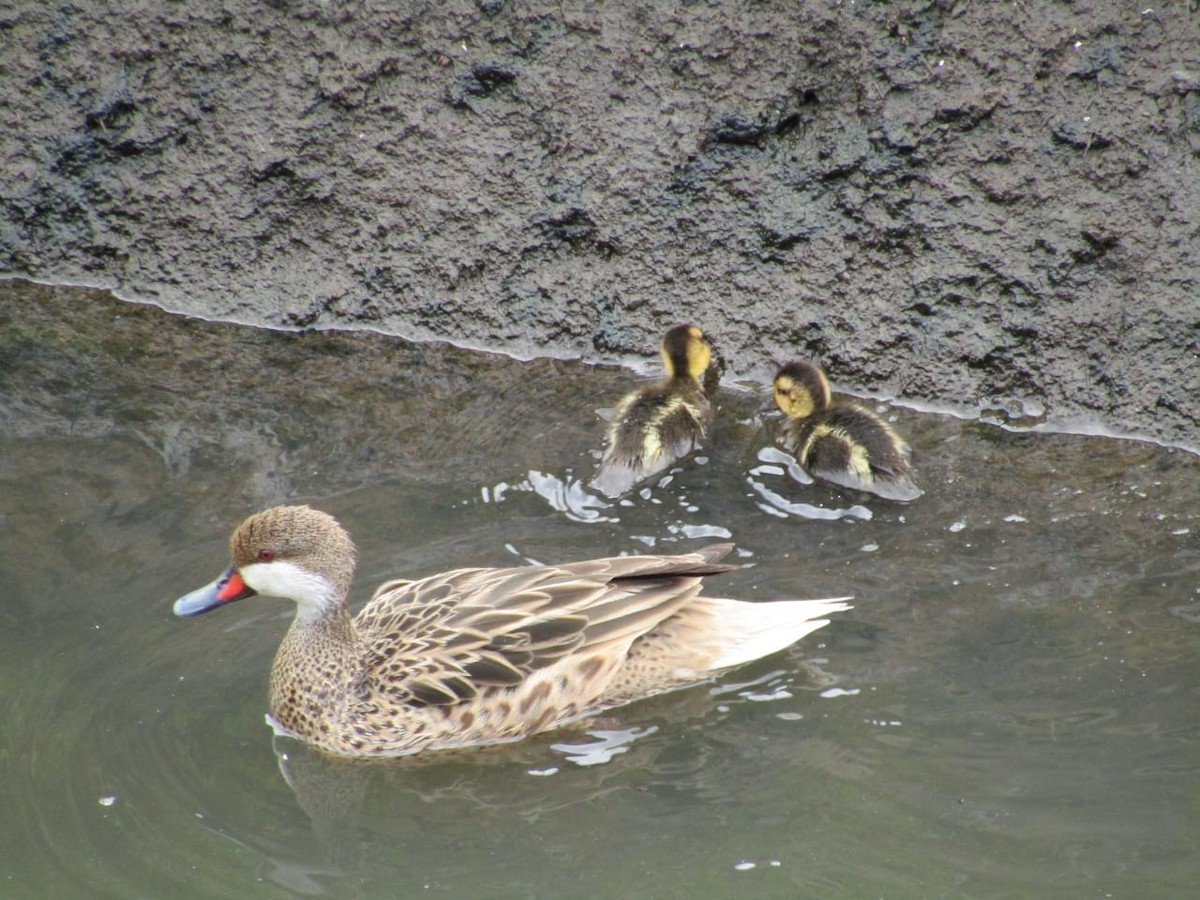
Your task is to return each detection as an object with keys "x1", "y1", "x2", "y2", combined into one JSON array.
[
  {"x1": 660, "y1": 324, "x2": 712, "y2": 382},
  {"x1": 174, "y1": 505, "x2": 357, "y2": 623},
  {"x1": 773, "y1": 361, "x2": 832, "y2": 420}
]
